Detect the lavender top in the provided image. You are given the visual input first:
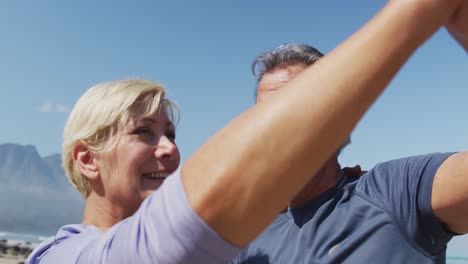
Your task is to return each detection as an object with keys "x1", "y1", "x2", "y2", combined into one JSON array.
[{"x1": 26, "y1": 168, "x2": 241, "y2": 264}]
